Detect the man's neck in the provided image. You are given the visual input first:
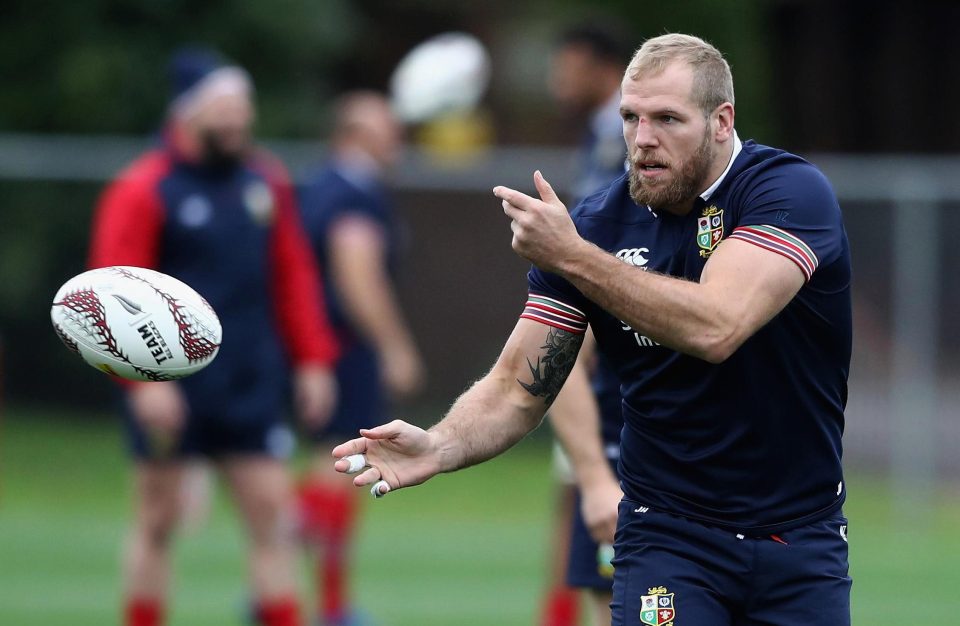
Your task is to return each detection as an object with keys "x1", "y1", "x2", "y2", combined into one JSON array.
[
  {"x1": 703, "y1": 141, "x2": 735, "y2": 196},
  {"x1": 660, "y1": 135, "x2": 738, "y2": 217}
]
